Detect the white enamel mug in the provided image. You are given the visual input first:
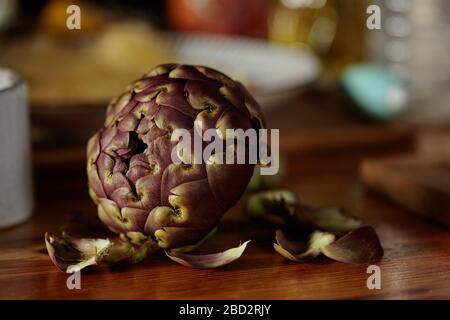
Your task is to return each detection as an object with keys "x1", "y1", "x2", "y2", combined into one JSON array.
[{"x1": 0, "y1": 68, "x2": 33, "y2": 228}]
